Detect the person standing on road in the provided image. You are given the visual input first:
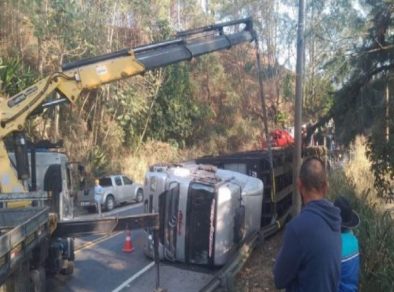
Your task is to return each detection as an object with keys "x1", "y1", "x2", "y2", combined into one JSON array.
[
  {"x1": 334, "y1": 196, "x2": 360, "y2": 292},
  {"x1": 94, "y1": 178, "x2": 103, "y2": 216},
  {"x1": 273, "y1": 157, "x2": 342, "y2": 292}
]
